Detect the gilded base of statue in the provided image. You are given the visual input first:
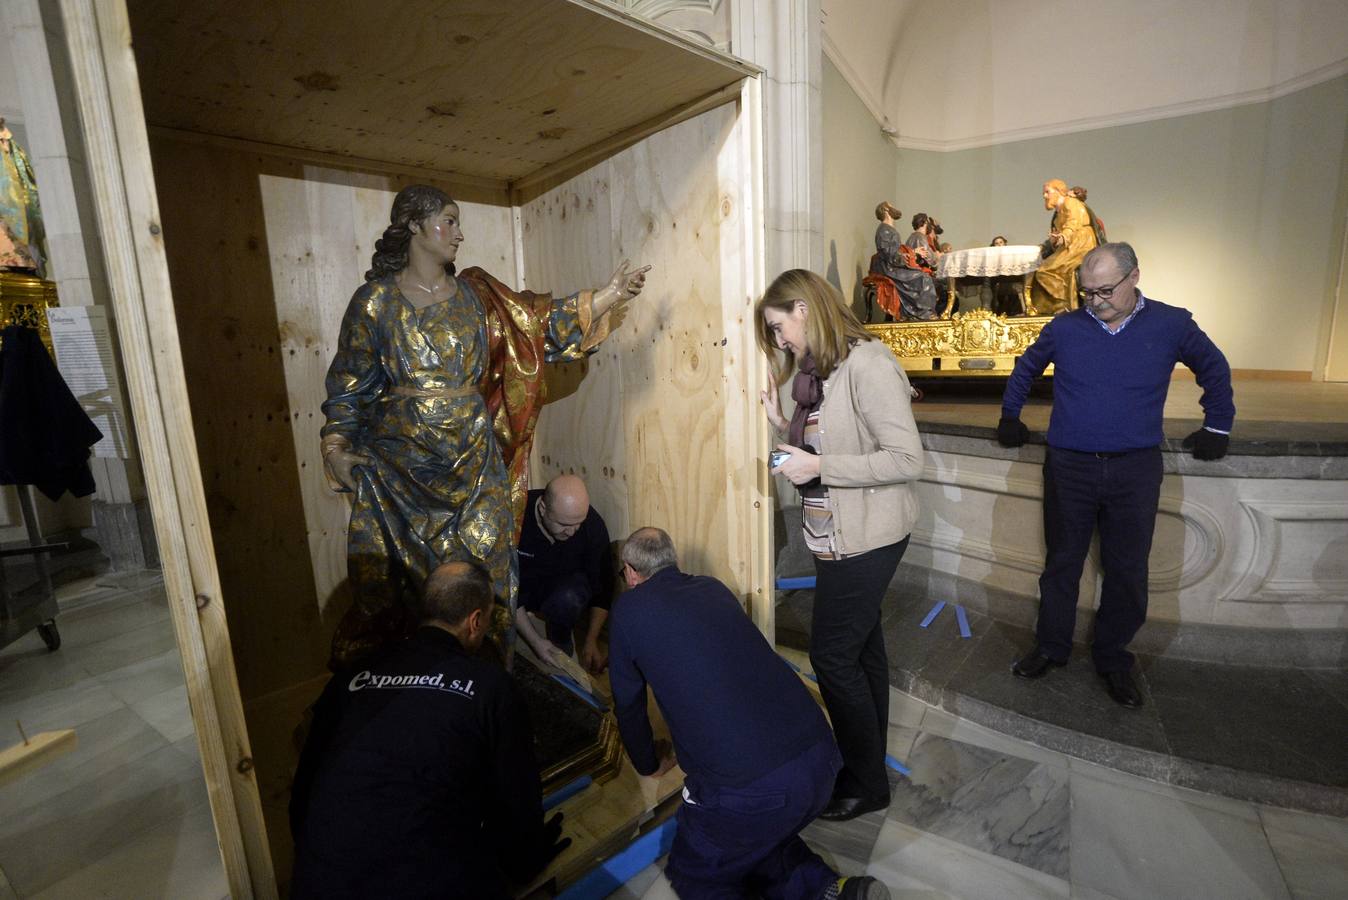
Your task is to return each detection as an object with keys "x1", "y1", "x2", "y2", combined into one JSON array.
[
  {"x1": 0, "y1": 271, "x2": 58, "y2": 355},
  {"x1": 866, "y1": 308, "x2": 1055, "y2": 378},
  {"x1": 513, "y1": 653, "x2": 625, "y2": 793}
]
